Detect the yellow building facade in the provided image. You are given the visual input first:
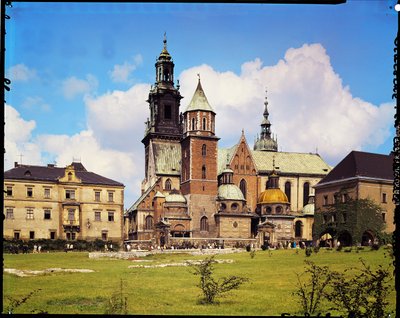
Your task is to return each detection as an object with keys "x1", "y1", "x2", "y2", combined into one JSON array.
[{"x1": 4, "y1": 162, "x2": 125, "y2": 243}]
